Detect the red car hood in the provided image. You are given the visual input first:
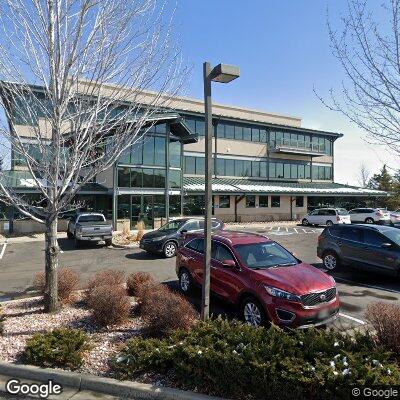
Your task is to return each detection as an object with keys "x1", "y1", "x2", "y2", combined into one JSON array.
[{"x1": 251, "y1": 262, "x2": 335, "y2": 295}]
